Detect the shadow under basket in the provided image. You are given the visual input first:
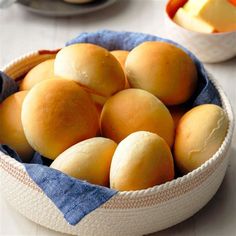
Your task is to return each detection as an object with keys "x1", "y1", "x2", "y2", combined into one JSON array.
[{"x1": 0, "y1": 50, "x2": 235, "y2": 236}]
